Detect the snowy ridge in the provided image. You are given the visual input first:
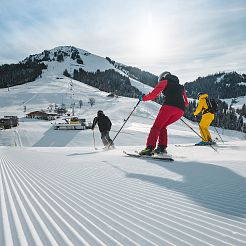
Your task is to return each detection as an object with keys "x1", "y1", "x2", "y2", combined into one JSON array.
[{"x1": 1, "y1": 145, "x2": 246, "y2": 245}]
